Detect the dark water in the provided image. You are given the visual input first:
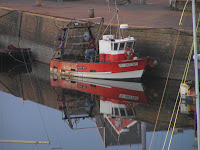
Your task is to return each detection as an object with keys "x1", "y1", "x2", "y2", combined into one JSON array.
[{"x1": 0, "y1": 62, "x2": 197, "y2": 150}]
